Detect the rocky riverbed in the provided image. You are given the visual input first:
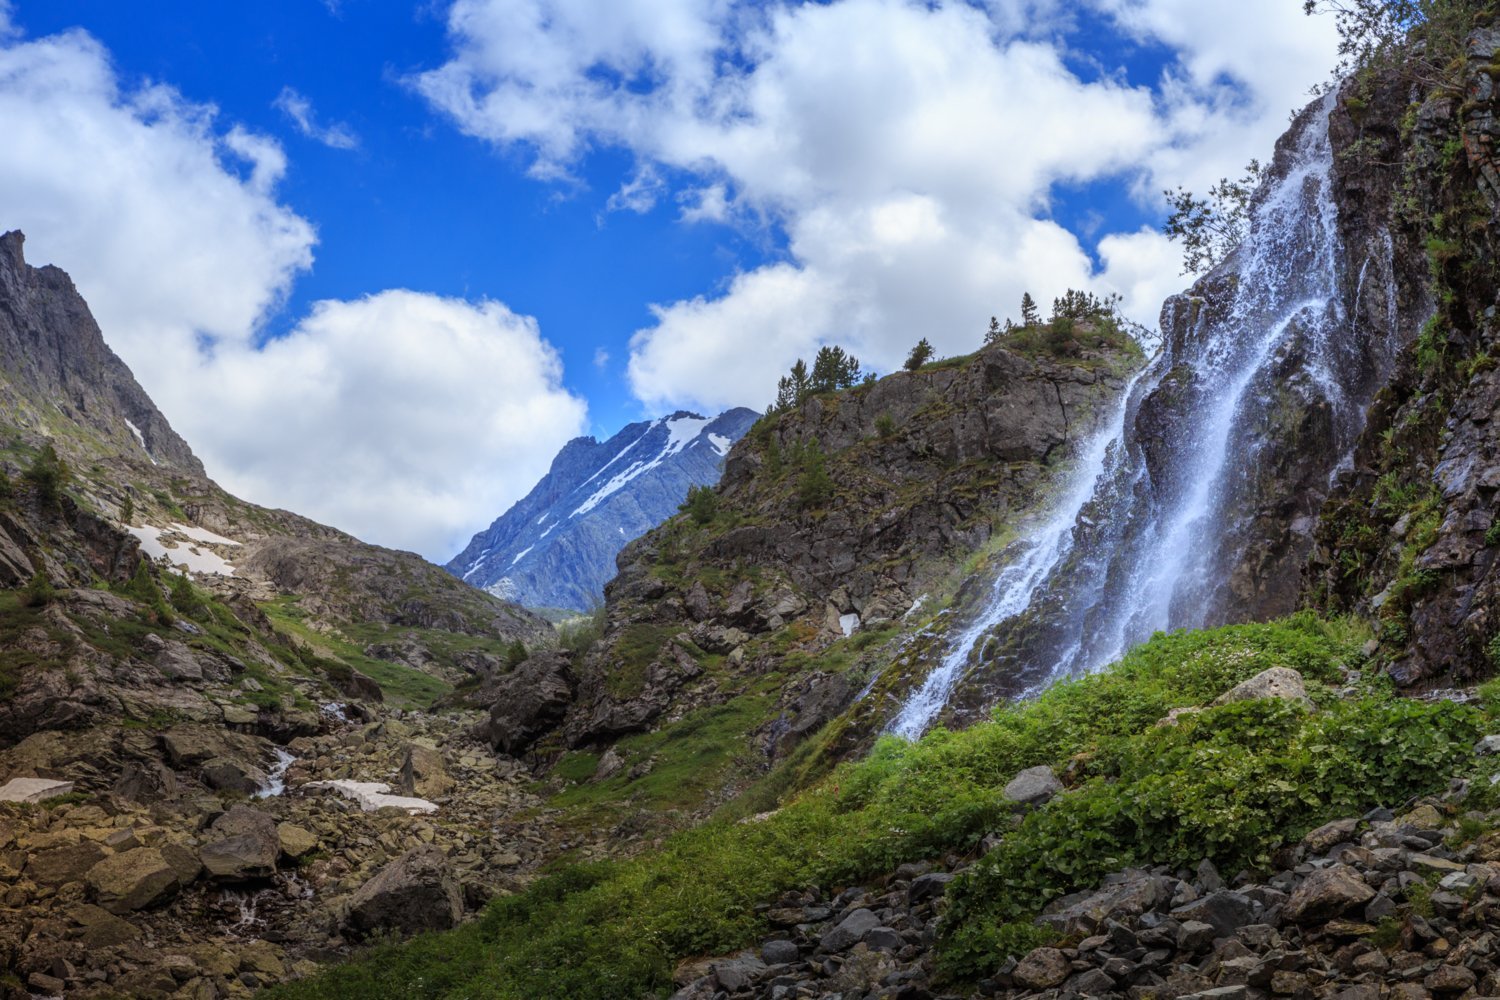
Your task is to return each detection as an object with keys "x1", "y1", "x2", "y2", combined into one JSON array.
[{"x1": 0, "y1": 706, "x2": 612, "y2": 999}]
